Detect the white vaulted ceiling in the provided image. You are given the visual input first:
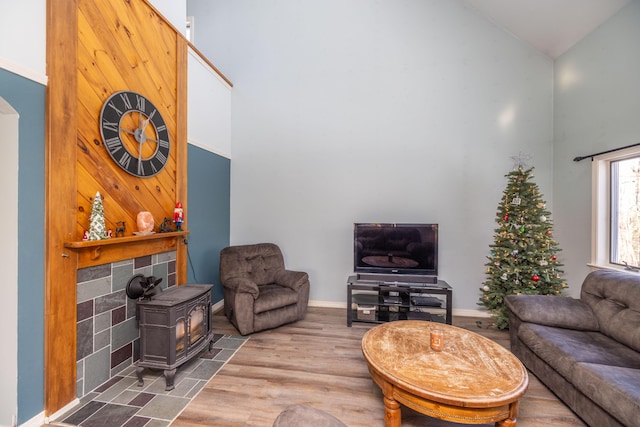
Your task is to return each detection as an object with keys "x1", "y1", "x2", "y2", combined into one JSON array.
[{"x1": 463, "y1": 0, "x2": 631, "y2": 58}]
